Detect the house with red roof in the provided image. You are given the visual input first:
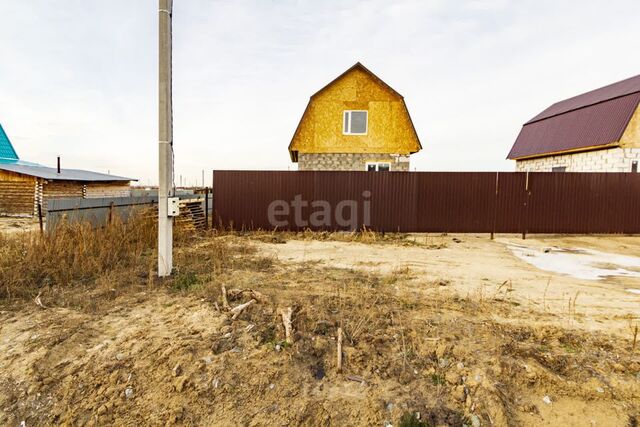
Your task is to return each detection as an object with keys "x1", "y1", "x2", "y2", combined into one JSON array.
[{"x1": 508, "y1": 74, "x2": 640, "y2": 172}]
